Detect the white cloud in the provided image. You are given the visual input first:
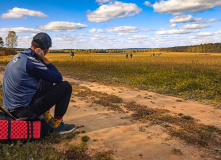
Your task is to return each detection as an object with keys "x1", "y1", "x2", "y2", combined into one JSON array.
[
  {"x1": 170, "y1": 24, "x2": 177, "y2": 28},
  {"x1": 144, "y1": 1, "x2": 152, "y2": 7},
  {"x1": 205, "y1": 19, "x2": 220, "y2": 23},
  {"x1": 170, "y1": 15, "x2": 220, "y2": 23},
  {"x1": 87, "y1": 1, "x2": 142, "y2": 22},
  {"x1": 17, "y1": 36, "x2": 33, "y2": 48},
  {"x1": 88, "y1": 28, "x2": 104, "y2": 33},
  {"x1": 1, "y1": 7, "x2": 47, "y2": 19},
  {"x1": 156, "y1": 28, "x2": 199, "y2": 35},
  {"x1": 0, "y1": 27, "x2": 41, "y2": 33},
  {"x1": 153, "y1": 0, "x2": 221, "y2": 15},
  {"x1": 215, "y1": 30, "x2": 221, "y2": 34},
  {"x1": 38, "y1": 21, "x2": 88, "y2": 32},
  {"x1": 170, "y1": 15, "x2": 197, "y2": 23},
  {"x1": 53, "y1": 34, "x2": 86, "y2": 43},
  {"x1": 91, "y1": 35, "x2": 113, "y2": 41},
  {"x1": 197, "y1": 32, "x2": 214, "y2": 36},
  {"x1": 107, "y1": 26, "x2": 139, "y2": 36},
  {"x1": 128, "y1": 35, "x2": 150, "y2": 41},
  {"x1": 96, "y1": 0, "x2": 112, "y2": 5},
  {"x1": 181, "y1": 24, "x2": 209, "y2": 29}
]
